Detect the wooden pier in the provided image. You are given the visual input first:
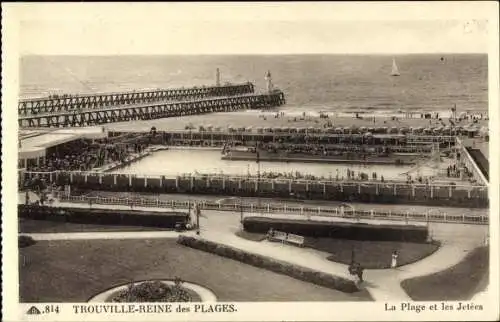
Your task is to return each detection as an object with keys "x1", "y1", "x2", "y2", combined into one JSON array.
[
  {"x1": 18, "y1": 83, "x2": 255, "y2": 115},
  {"x1": 18, "y1": 91, "x2": 286, "y2": 128}
]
